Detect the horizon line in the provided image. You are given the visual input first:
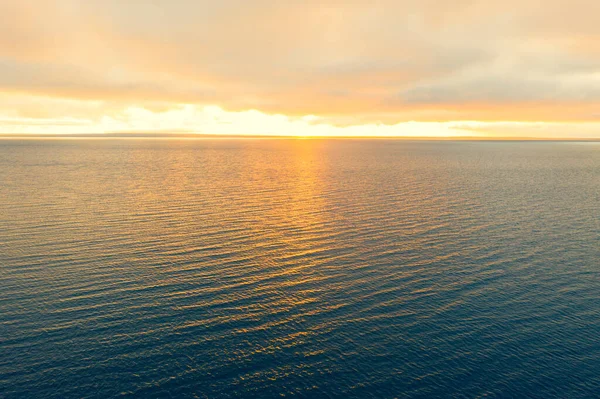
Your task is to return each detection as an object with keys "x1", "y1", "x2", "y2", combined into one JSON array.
[{"x1": 1, "y1": 133, "x2": 599, "y2": 141}]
